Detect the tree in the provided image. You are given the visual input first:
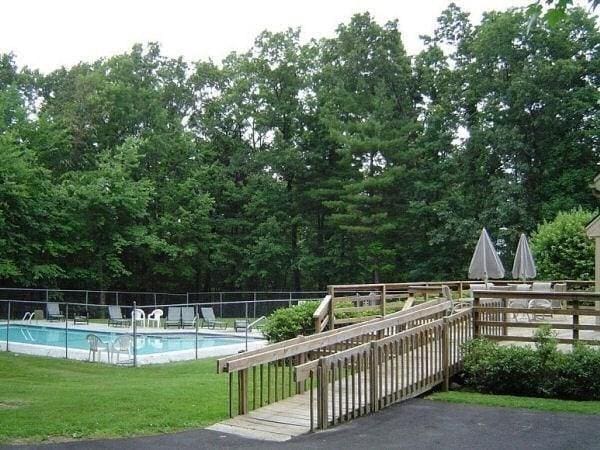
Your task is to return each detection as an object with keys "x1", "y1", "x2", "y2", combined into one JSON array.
[
  {"x1": 61, "y1": 138, "x2": 153, "y2": 290},
  {"x1": 318, "y1": 13, "x2": 419, "y2": 283}
]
